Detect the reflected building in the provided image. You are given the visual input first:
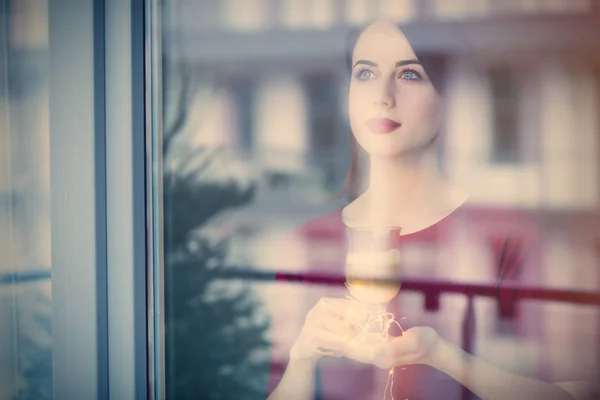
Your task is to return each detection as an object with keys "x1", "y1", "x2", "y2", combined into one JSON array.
[
  {"x1": 167, "y1": 0, "x2": 600, "y2": 390},
  {"x1": 0, "y1": 0, "x2": 51, "y2": 398}
]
